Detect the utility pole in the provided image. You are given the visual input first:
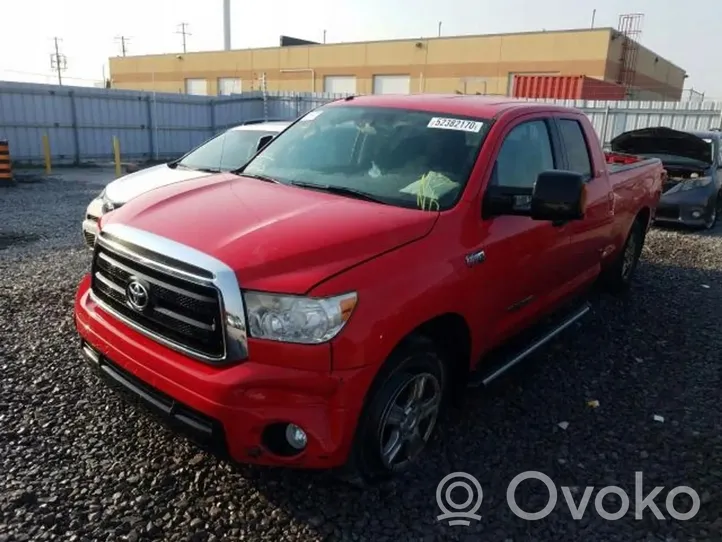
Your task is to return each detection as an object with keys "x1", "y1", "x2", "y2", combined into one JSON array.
[
  {"x1": 114, "y1": 35, "x2": 130, "y2": 57},
  {"x1": 49, "y1": 37, "x2": 67, "y2": 86},
  {"x1": 438, "y1": 21, "x2": 442, "y2": 37},
  {"x1": 176, "y1": 22, "x2": 191, "y2": 53}
]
